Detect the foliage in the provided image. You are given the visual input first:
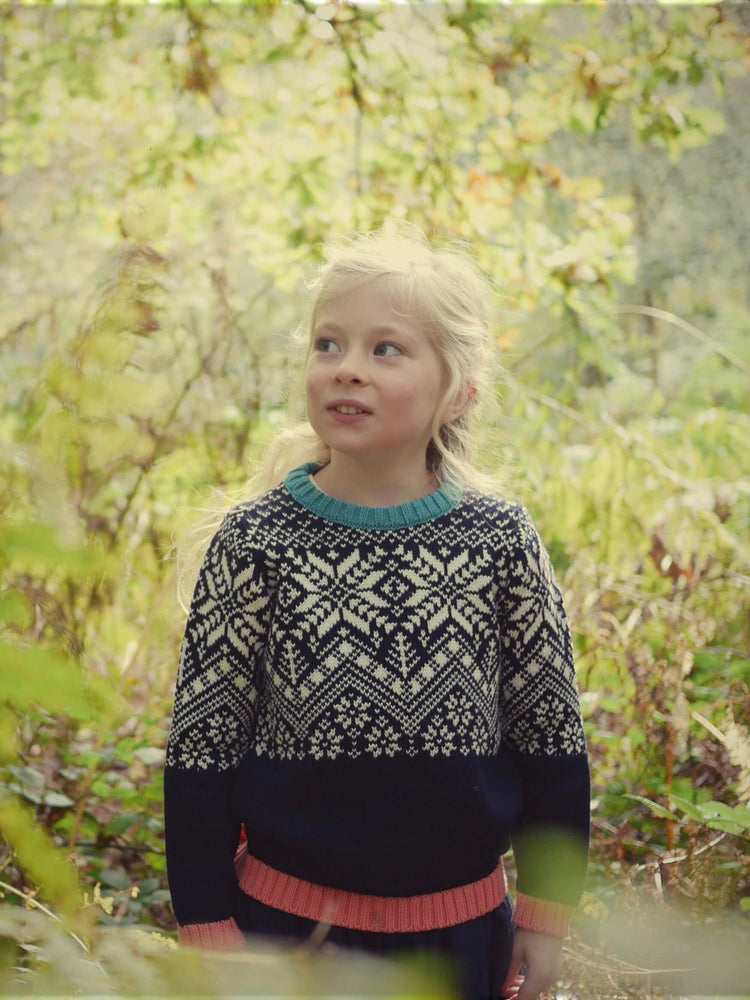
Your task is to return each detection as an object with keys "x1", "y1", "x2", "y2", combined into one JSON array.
[
  {"x1": 0, "y1": 905, "x2": 452, "y2": 999},
  {"x1": 1, "y1": 0, "x2": 749, "y2": 995}
]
